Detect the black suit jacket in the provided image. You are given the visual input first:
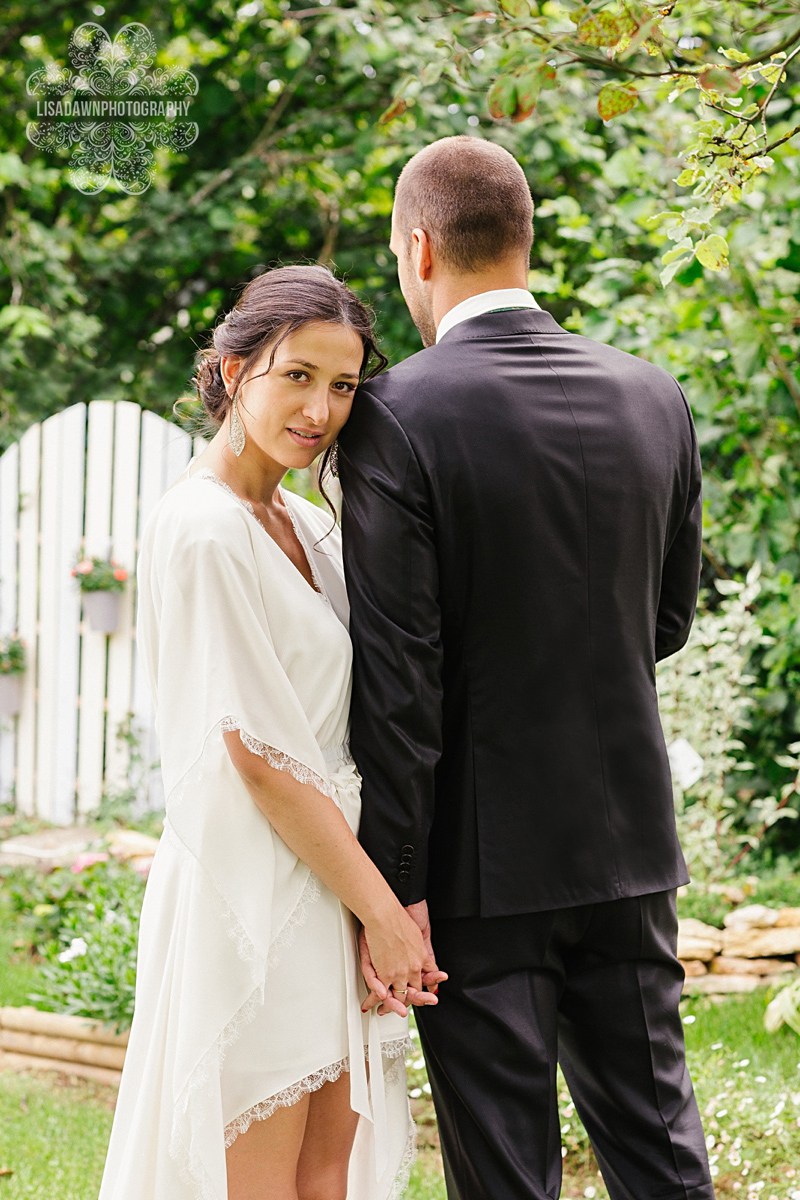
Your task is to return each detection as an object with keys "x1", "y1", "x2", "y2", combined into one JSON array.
[{"x1": 338, "y1": 309, "x2": 701, "y2": 918}]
